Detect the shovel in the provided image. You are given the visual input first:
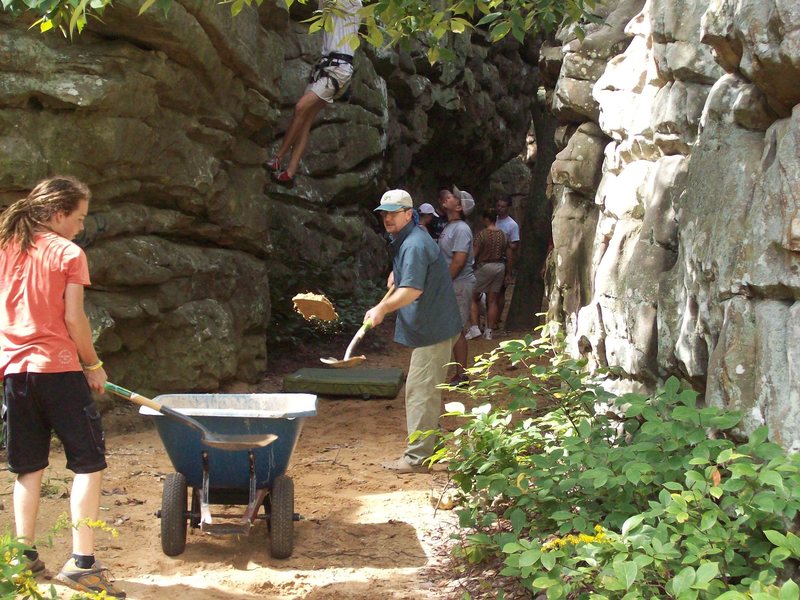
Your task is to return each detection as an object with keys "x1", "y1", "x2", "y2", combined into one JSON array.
[
  {"x1": 320, "y1": 284, "x2": 395, "y2": 368},
  {"x1": 105, "y1": 382, "x2": 278, "y2": 451}
]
